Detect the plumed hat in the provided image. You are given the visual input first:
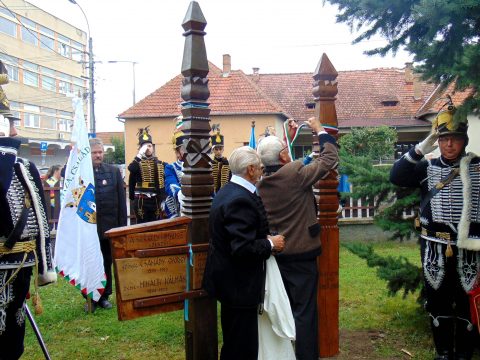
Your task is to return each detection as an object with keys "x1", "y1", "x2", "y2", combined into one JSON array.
[
  {"x1": 211, "y1": 124, "x2": 224, "y2": 148},
  {"x1": 137, "y1": 126, "x2": 153, "y2": 146},
  {"x1": 432, "y1": 96, "x2": 468, "y2": 138},
  {"x1": 172, "y1": 115, "x2": 186, "y2": 149}
]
